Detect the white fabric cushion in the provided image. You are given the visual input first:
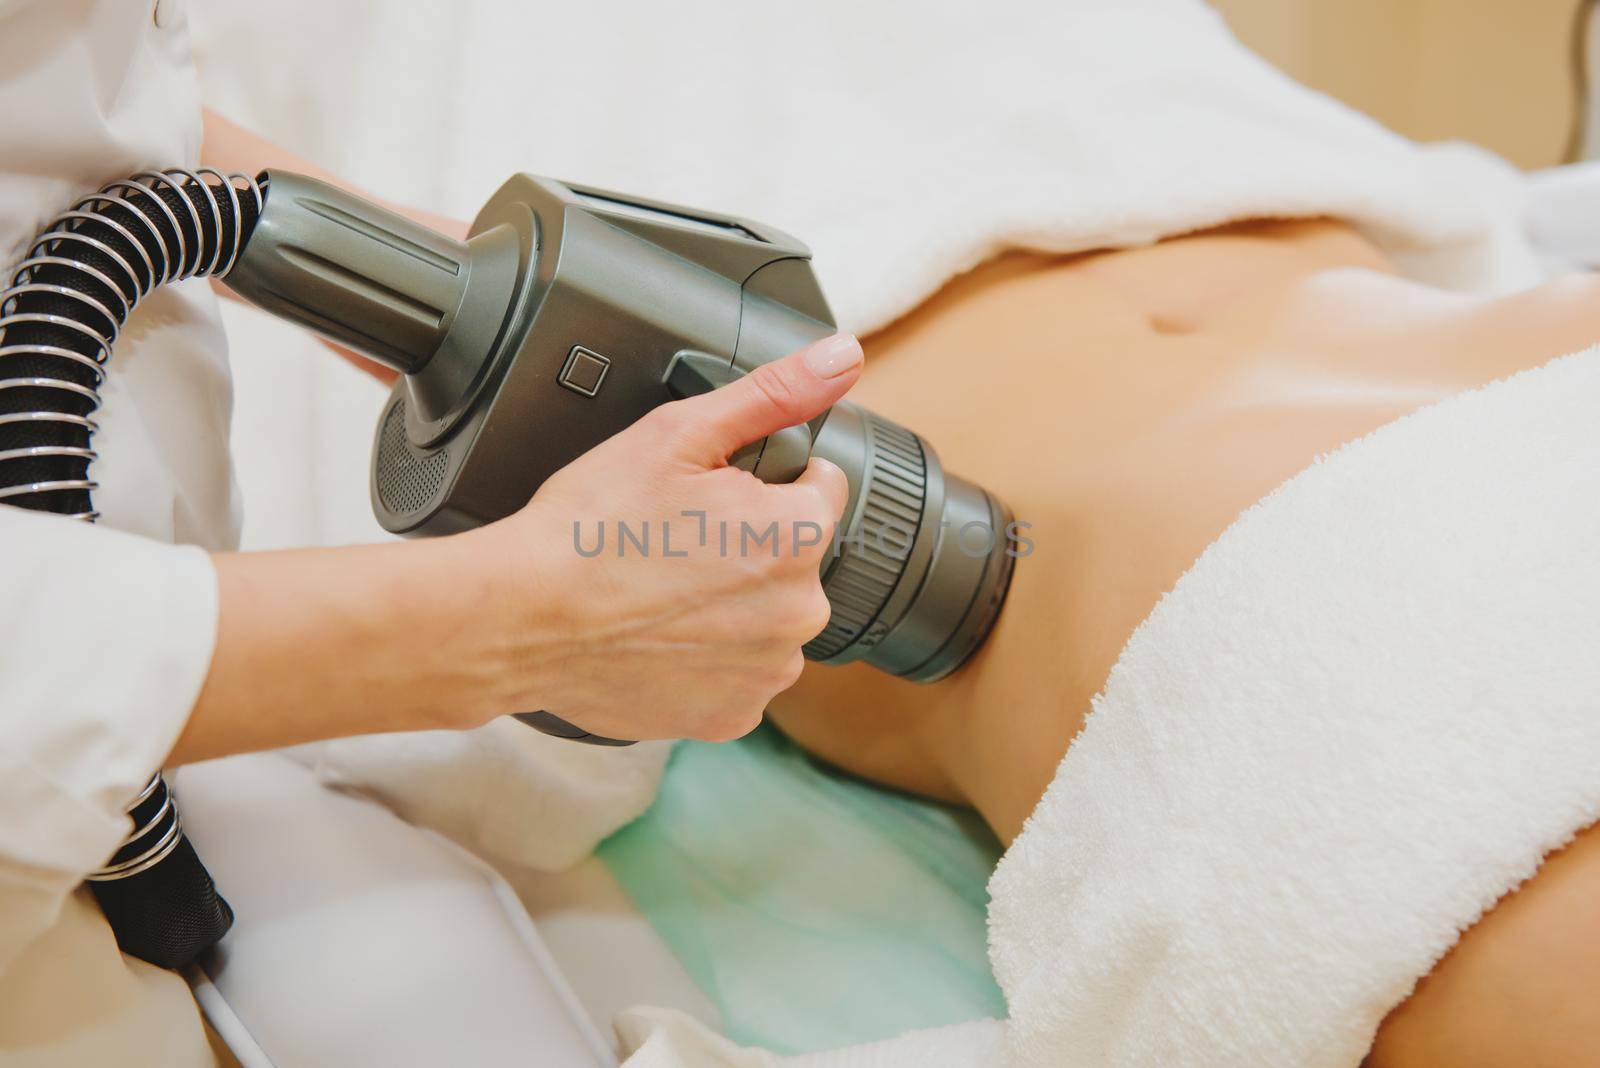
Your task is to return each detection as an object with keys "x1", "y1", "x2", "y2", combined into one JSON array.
[{"x1": 175, "y1": 752, "x2": 614, "y2": 1067}]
